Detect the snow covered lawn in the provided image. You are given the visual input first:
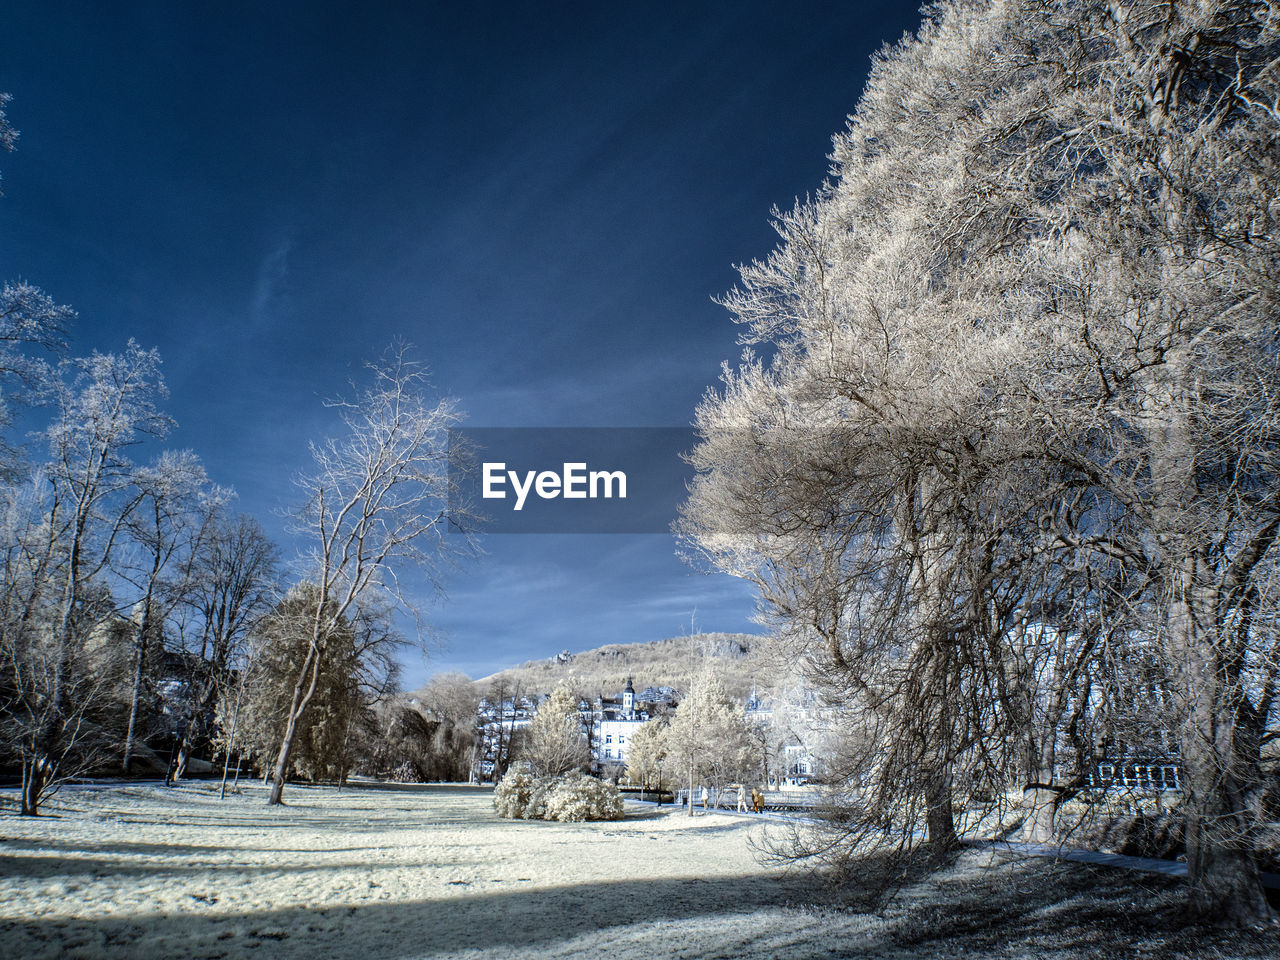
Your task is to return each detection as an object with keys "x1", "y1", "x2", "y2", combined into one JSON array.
[{"x1": 0, "y1": 781, "x2": 1274, "y2": 959}]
